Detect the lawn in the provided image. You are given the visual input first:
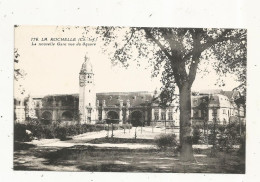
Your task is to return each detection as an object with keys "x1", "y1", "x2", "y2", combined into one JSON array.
[{"x1": 13, "y1": 139, "x2": 245, "y2": 173}]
